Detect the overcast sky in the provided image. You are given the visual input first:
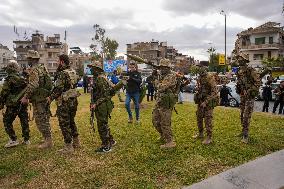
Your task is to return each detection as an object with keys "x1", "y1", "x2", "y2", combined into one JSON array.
[{"x1": 0, "y1": 0, "x2": 283, "y2": 60}]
